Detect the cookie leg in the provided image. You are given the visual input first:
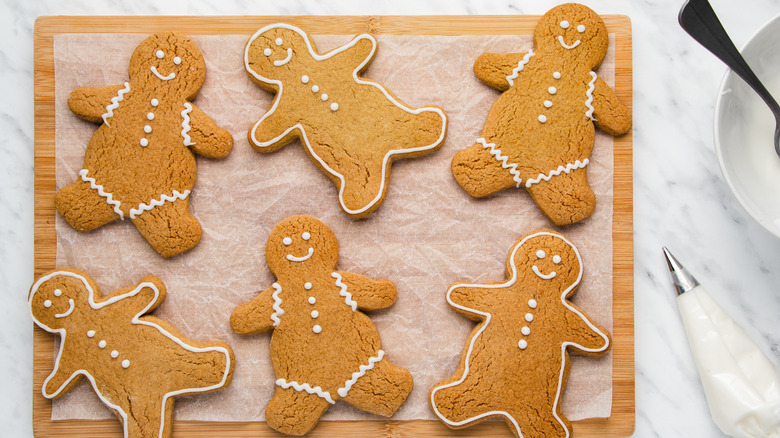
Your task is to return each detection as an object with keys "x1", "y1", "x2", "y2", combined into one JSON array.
[
  {"x1": 504, "y1": 407, "x2": 569, "y2": 438},
  {"x1": 337, "y1": 162, "x2": 386, "y2": 217},
  {"x1": 55, "y1": 179, "x2": 121, "y2": 231},
  {"x1": 525, "y1": 167, "x2": 596, "y2": 225},
  {"x1": 430, "y1": 372, "x2": 494, "y2": 426},
  {"x1": 451, "y1": 142, "x2": 520, "y2": 198},
  {"x1": 131, "y1": 198, "x2": 201, "y2": 258},
  {"x1": 340, "y1": 358, "x2": 413, "y2": 417},
  {"x1": 169, "y1": 348, "x2": 231, "y2": 391},
  {"x1": 123, "y1": 396, "x2": 169, "y2": 438},
  {"x1": 265, "y1": 386, "x2": 332, "y2": 436}
]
